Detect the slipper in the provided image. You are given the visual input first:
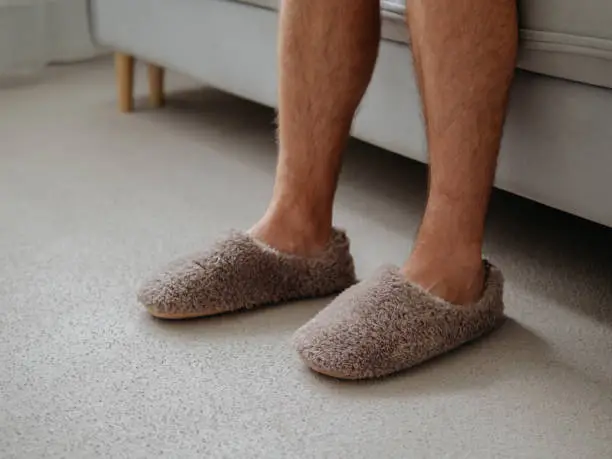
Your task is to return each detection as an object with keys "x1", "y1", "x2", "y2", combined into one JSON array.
[
  {"x1": 137, "y1": 229, "x2": 356, "y2": 319},
  {"x1": 293, "y1": 262, "x2": 504, "y2": 379}
]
